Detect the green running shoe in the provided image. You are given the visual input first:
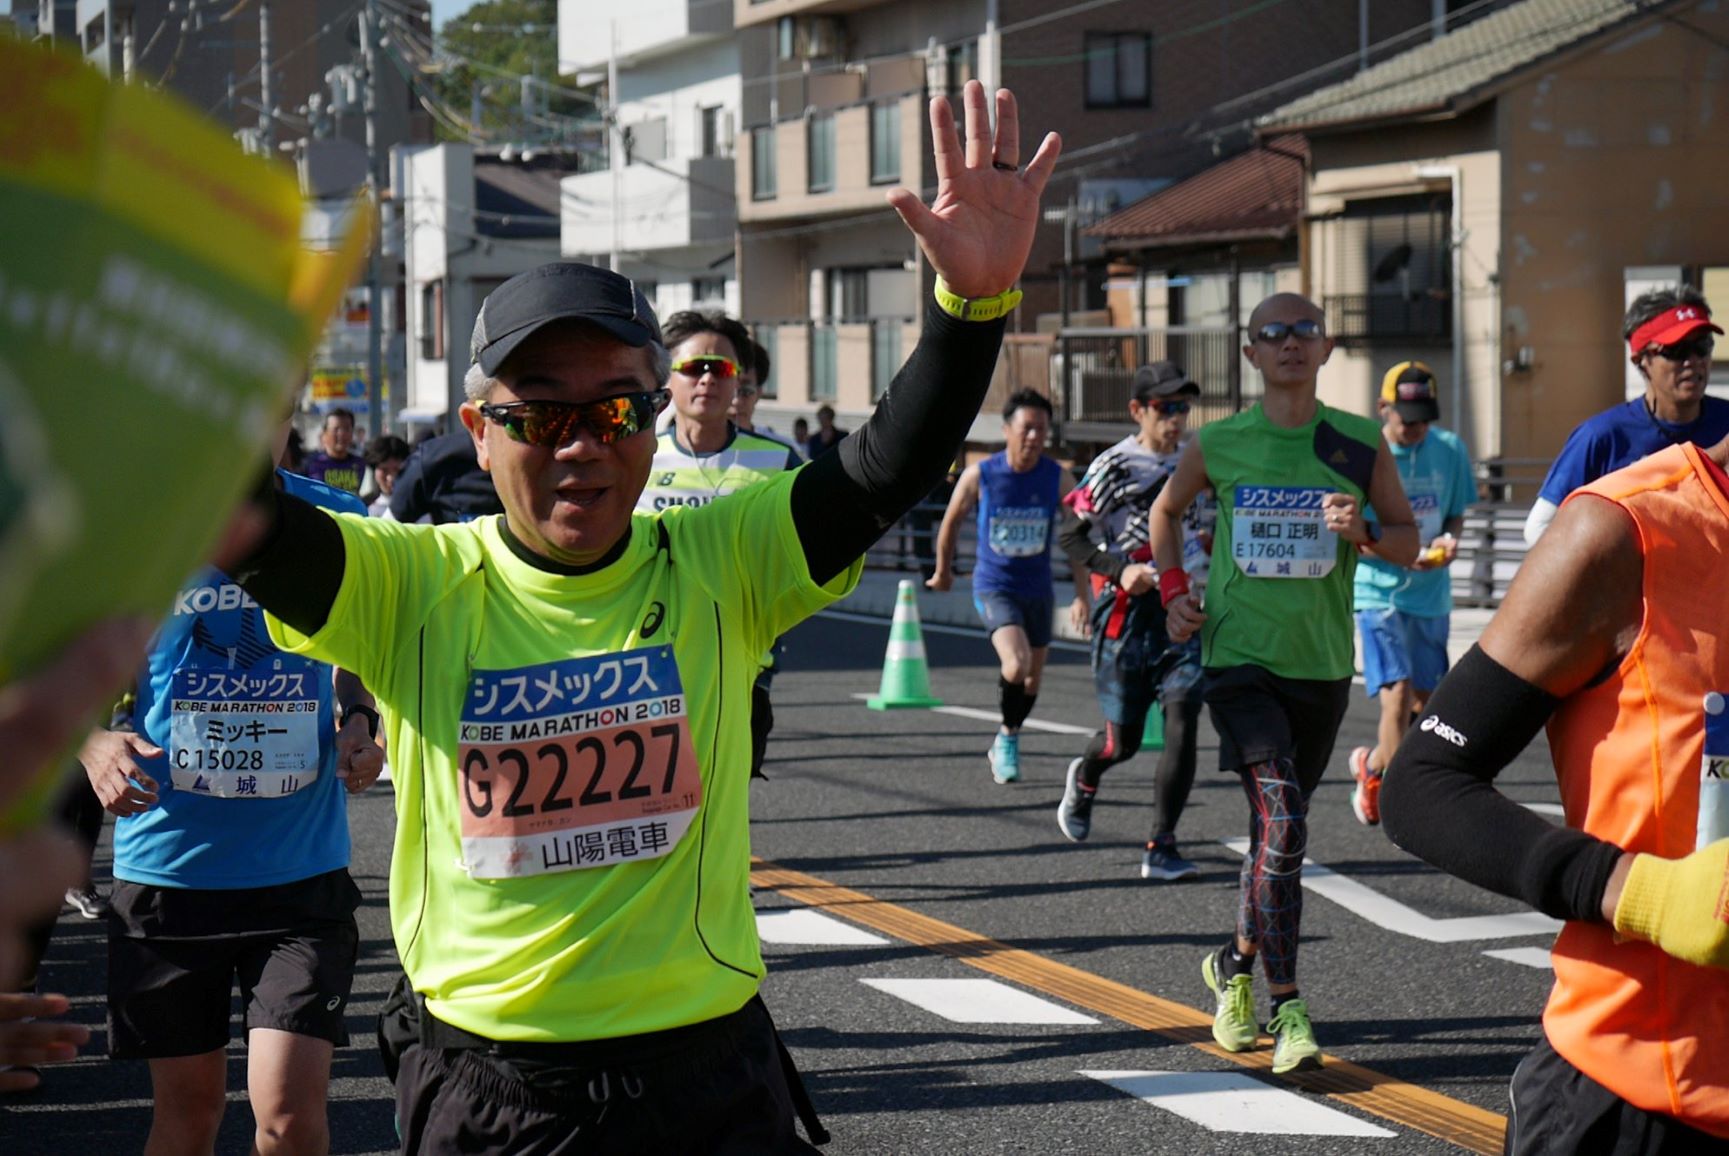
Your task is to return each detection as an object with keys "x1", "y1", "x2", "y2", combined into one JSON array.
[
  {"x1": 1201, "y1": 949, "x2": 1258, "y2": 1052},
  {"x1": 1266, "y1": 998, "x2": 1321, "y2": 1074}
]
